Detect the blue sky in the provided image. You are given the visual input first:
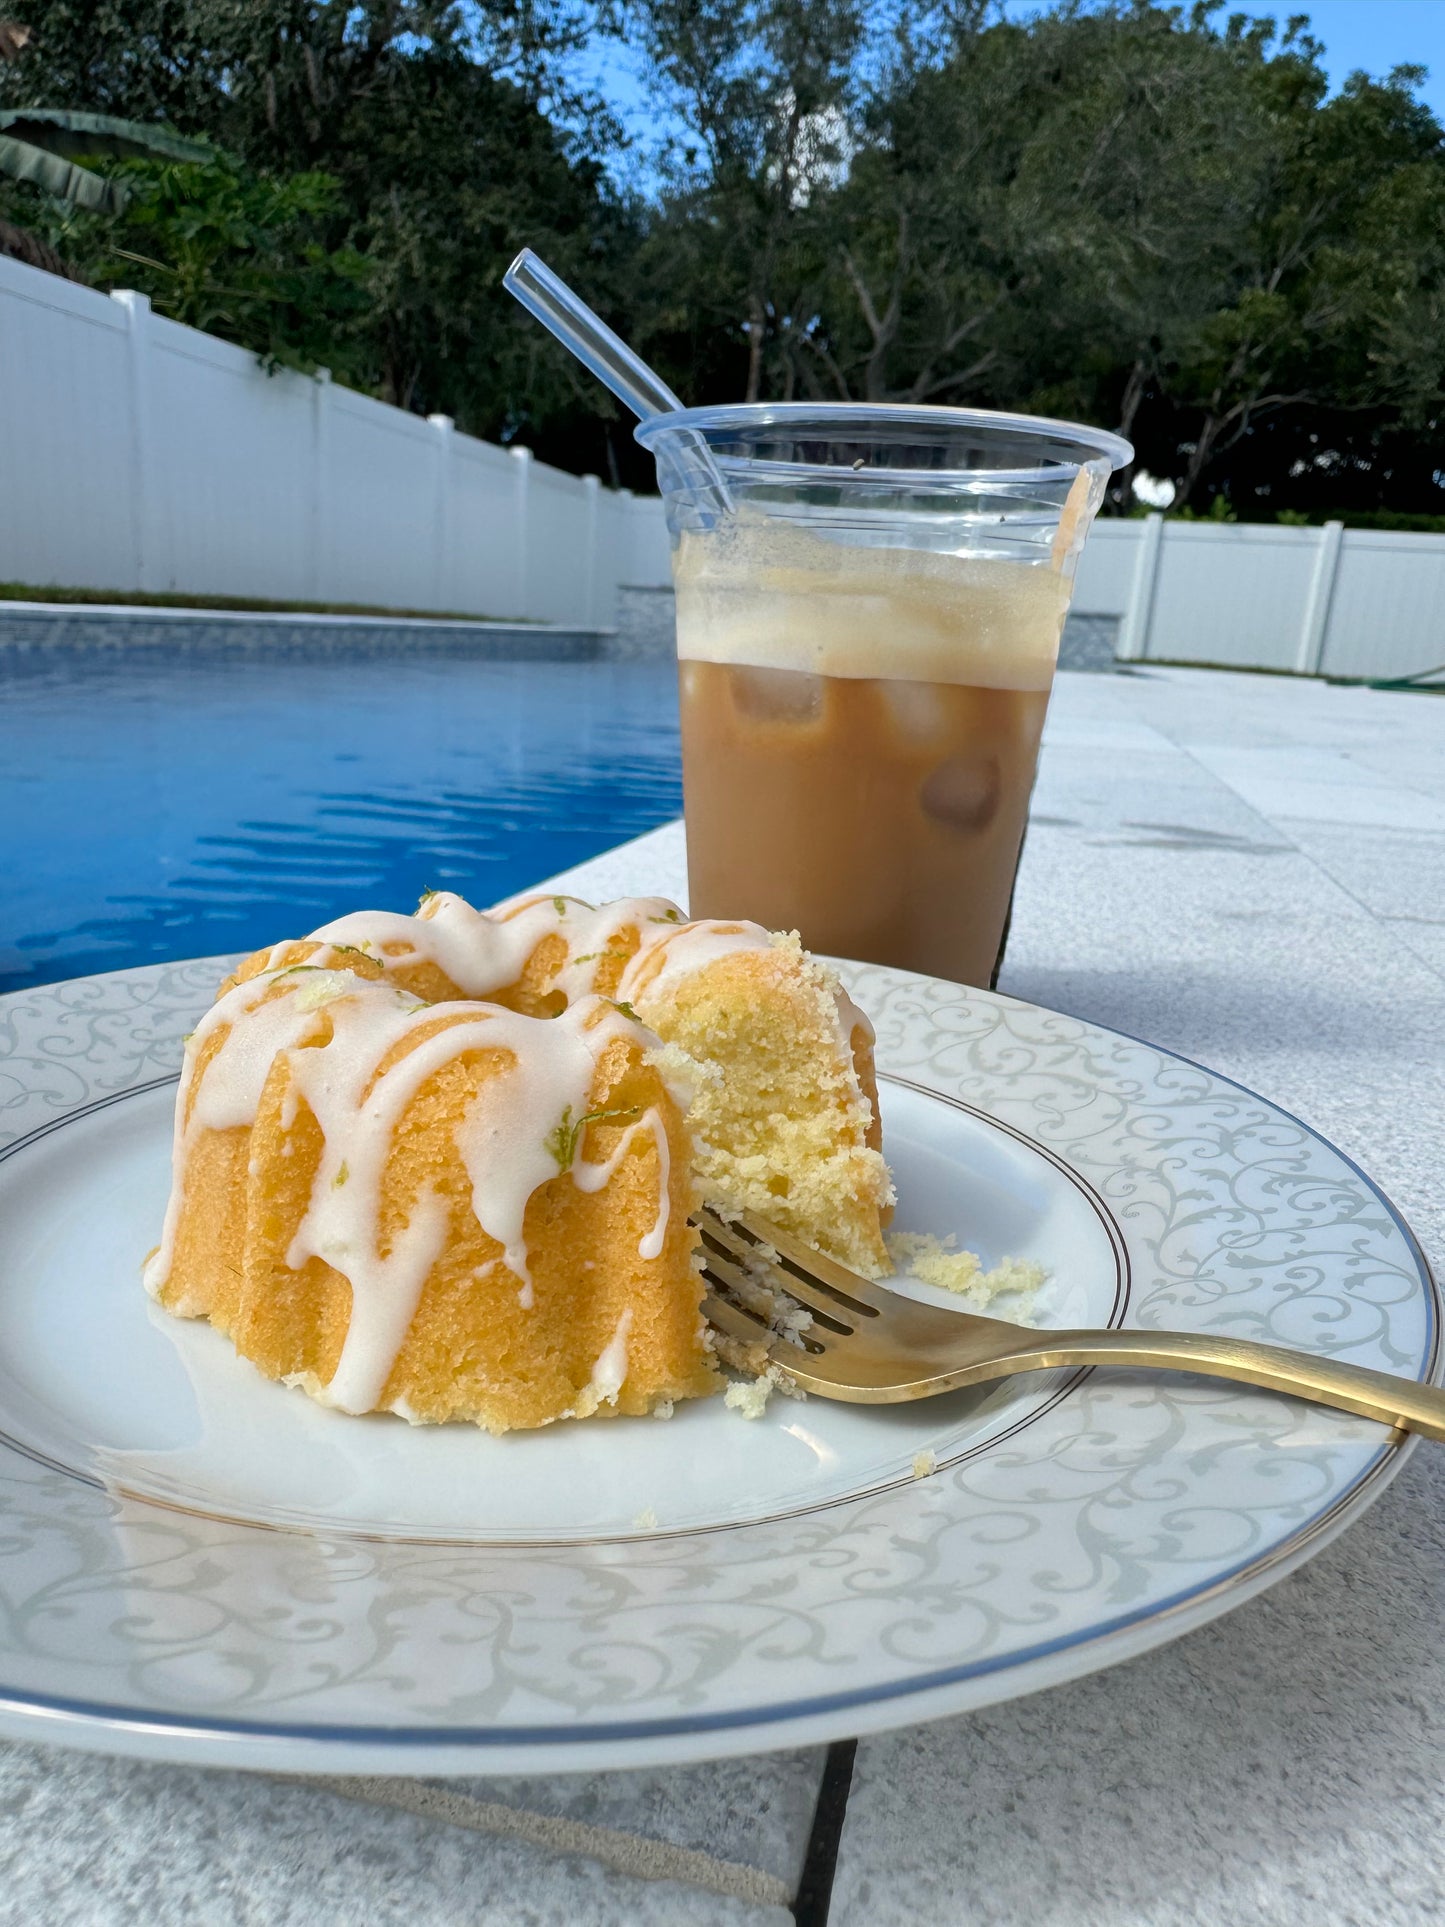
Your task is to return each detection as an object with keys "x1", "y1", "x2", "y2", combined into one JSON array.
[
  {"x1": 1178, "y1": 1, "x2": 1445, "y2": 115},
  {"x1": 585, "y1": 1, "x2": 1445, "y2": 175},
  {"x1": 993, "y1": 2, "x2": 1445, "y2": 117}
]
